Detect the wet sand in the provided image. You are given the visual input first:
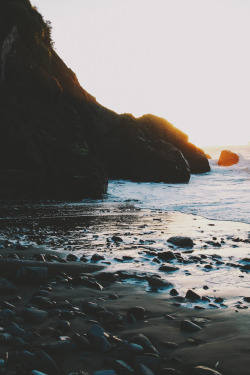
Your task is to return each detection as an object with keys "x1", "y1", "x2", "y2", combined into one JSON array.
[{"x1": 0, "y1": 201, "x2": 249, "y2": 374}]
